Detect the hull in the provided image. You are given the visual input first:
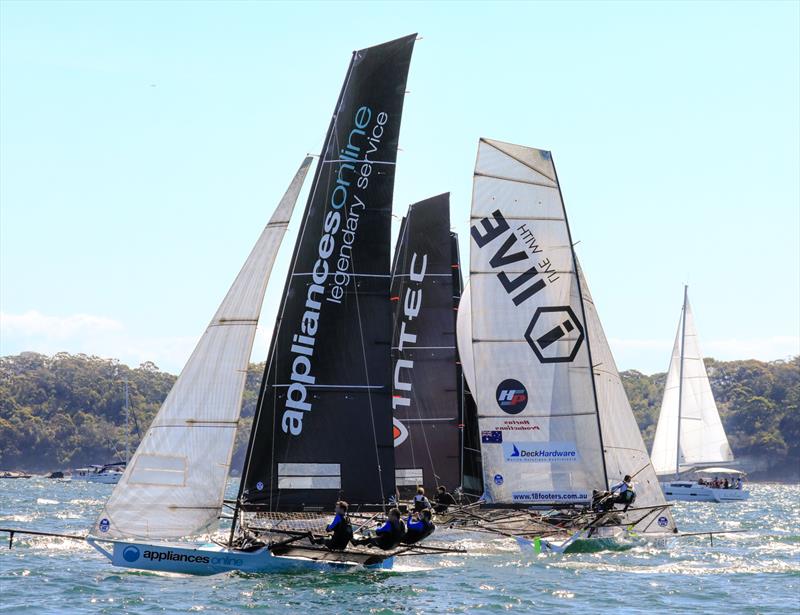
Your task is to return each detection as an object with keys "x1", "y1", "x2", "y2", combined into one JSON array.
[
  {"x1": 86, "y1": 538, "x2": 394, "y2": 576},
  {"x1": 661, "y1": 481, "x2": 750, "y2": 502},
  {"x1": 517, "y1": 526, "x2": 637, "y2": 554}
]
